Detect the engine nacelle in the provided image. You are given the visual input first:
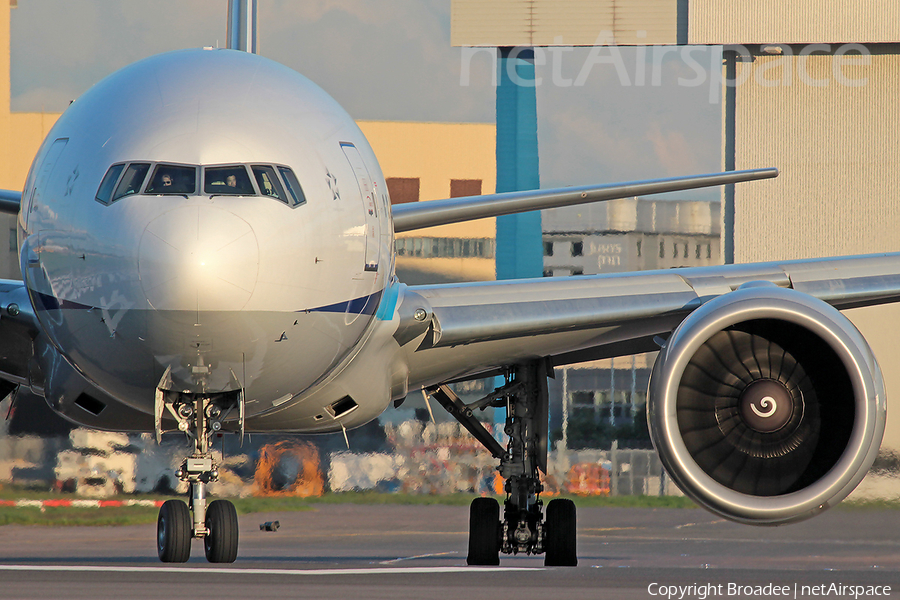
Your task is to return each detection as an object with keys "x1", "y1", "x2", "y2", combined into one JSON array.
[{"x1": 648, "y1": 283, "x2": 886, "y2": 525}]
